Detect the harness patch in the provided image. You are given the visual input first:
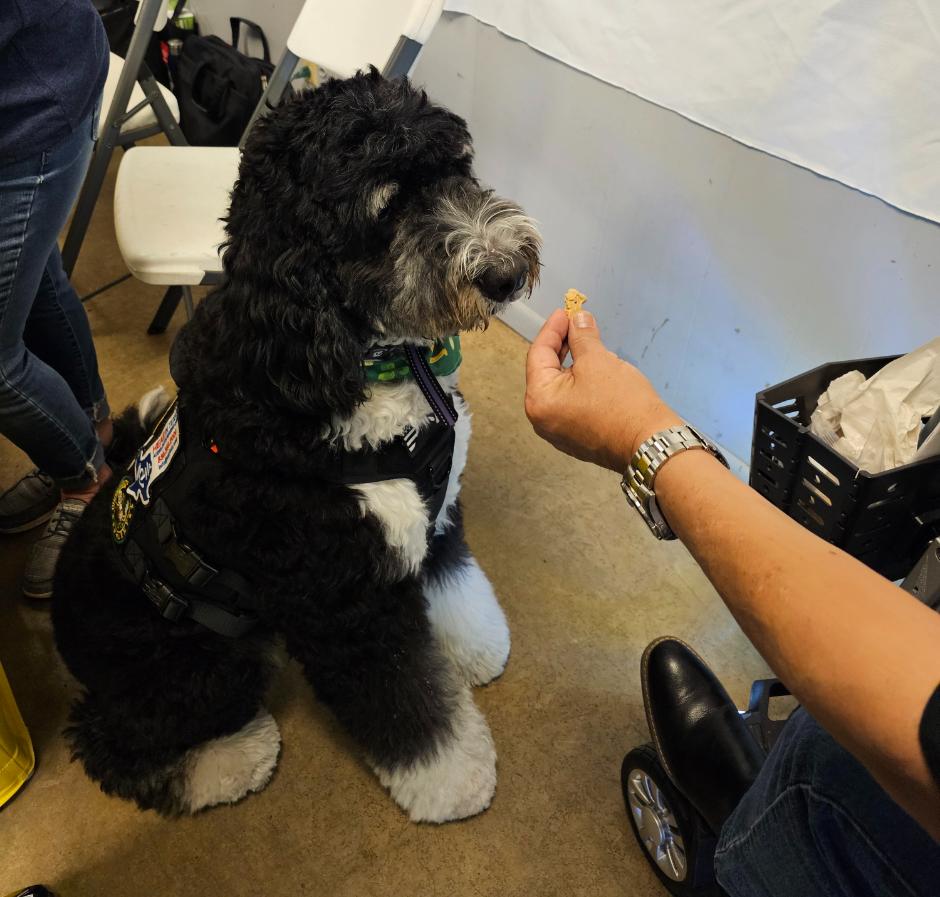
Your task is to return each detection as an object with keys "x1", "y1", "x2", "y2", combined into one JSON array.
[
  {"x1": 126, "y1": 403, "x2": 181, "y2": 506},
  {"x1": 111, "y1": 476, "x2": 135, "y2": 544}
]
